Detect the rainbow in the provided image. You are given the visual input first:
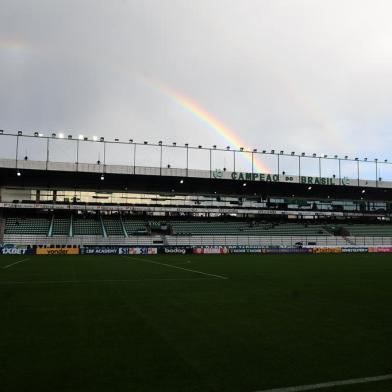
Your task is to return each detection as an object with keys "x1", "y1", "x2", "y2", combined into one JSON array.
[
  {"x1": 0, "y1": 37, "x2": 32, "y2": 53},
  {"x1": 146, "y1": 80, "x2": 270, "y2": 173}
]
